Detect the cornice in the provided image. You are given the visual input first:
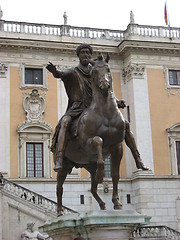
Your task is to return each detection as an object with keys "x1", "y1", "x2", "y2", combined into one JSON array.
[
  {"x1": 118, "y1": 40, "x2": 180, "y2": 56},
  {"x1": 0, "y1": 37, "x2": 120, "y2": 57}
]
